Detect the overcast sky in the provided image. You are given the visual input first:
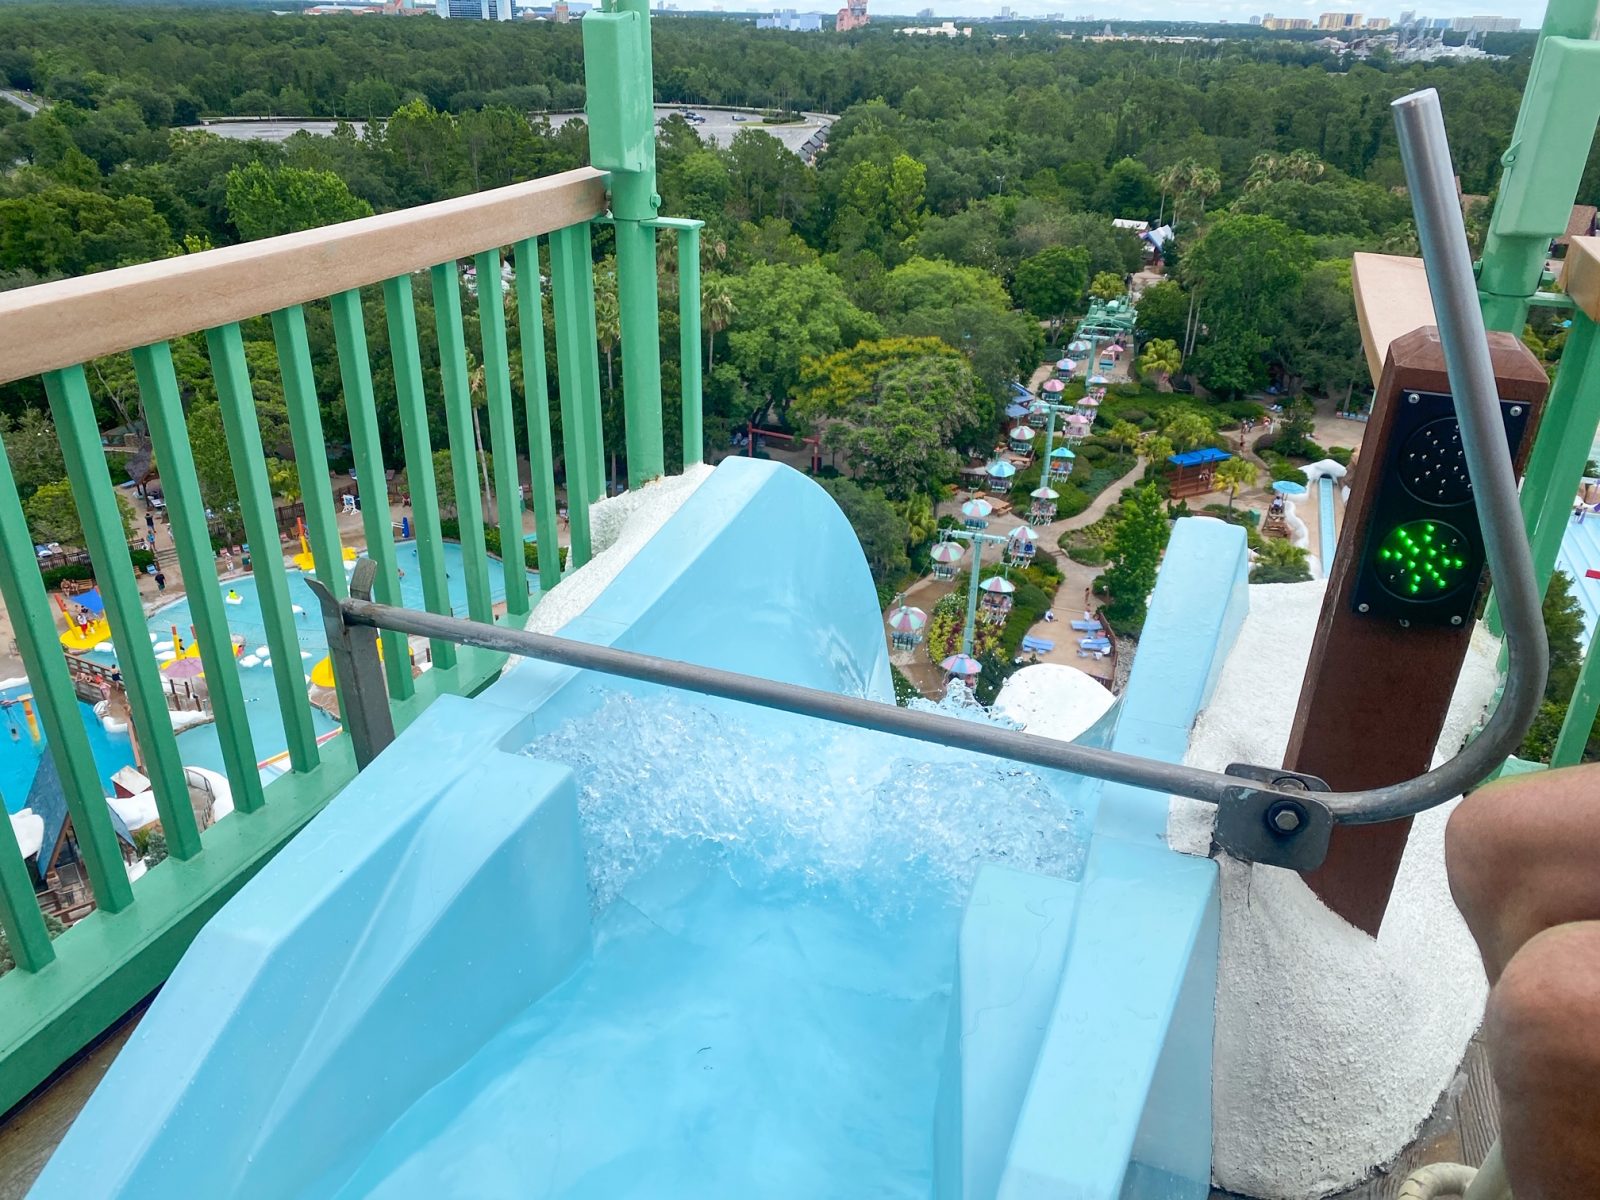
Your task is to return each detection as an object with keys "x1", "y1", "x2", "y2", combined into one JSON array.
[{"x1": 712, "y1": 0, "x2": 1547, "y2": 23}]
